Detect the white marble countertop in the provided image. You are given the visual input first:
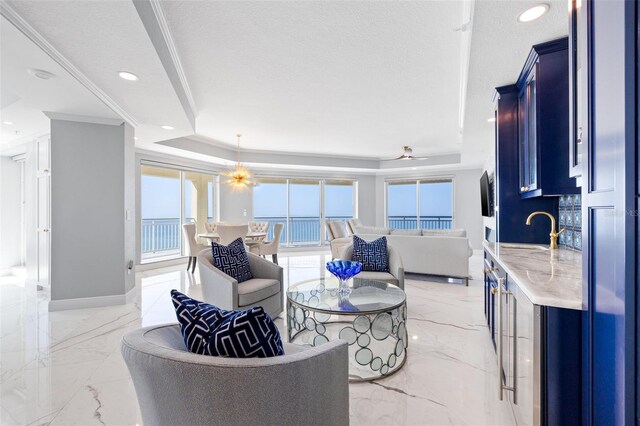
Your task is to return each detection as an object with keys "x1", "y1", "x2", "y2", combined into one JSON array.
[{"x1": 483, "y1": 241, "x2": 583, "y2": 310}]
